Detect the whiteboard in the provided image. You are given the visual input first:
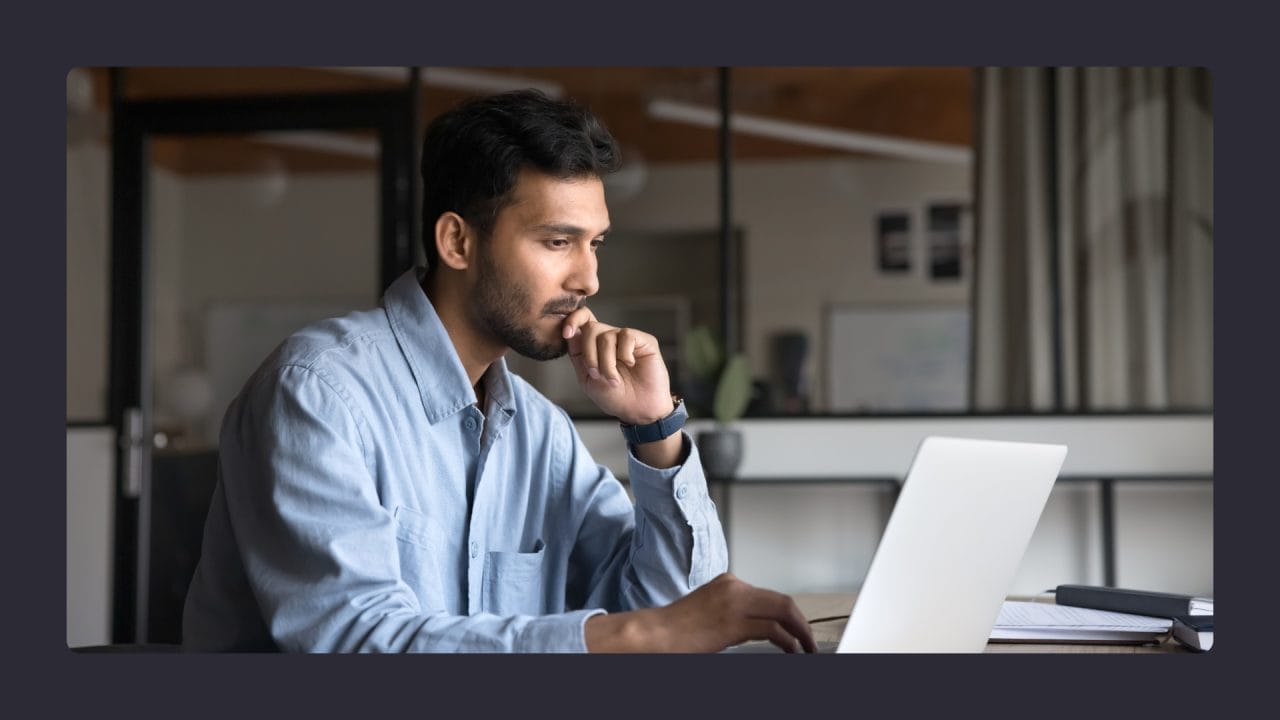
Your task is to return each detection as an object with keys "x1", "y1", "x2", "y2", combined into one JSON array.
[{"x1": 826, "y1": 305, "x2": 970, "y2": 412}]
